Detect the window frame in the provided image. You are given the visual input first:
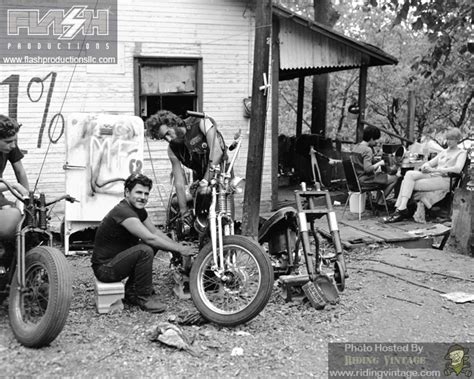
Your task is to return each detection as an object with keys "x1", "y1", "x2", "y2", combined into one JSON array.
[{"x1": 133, "y1": 56, "x2": 203, "y2": 118}]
